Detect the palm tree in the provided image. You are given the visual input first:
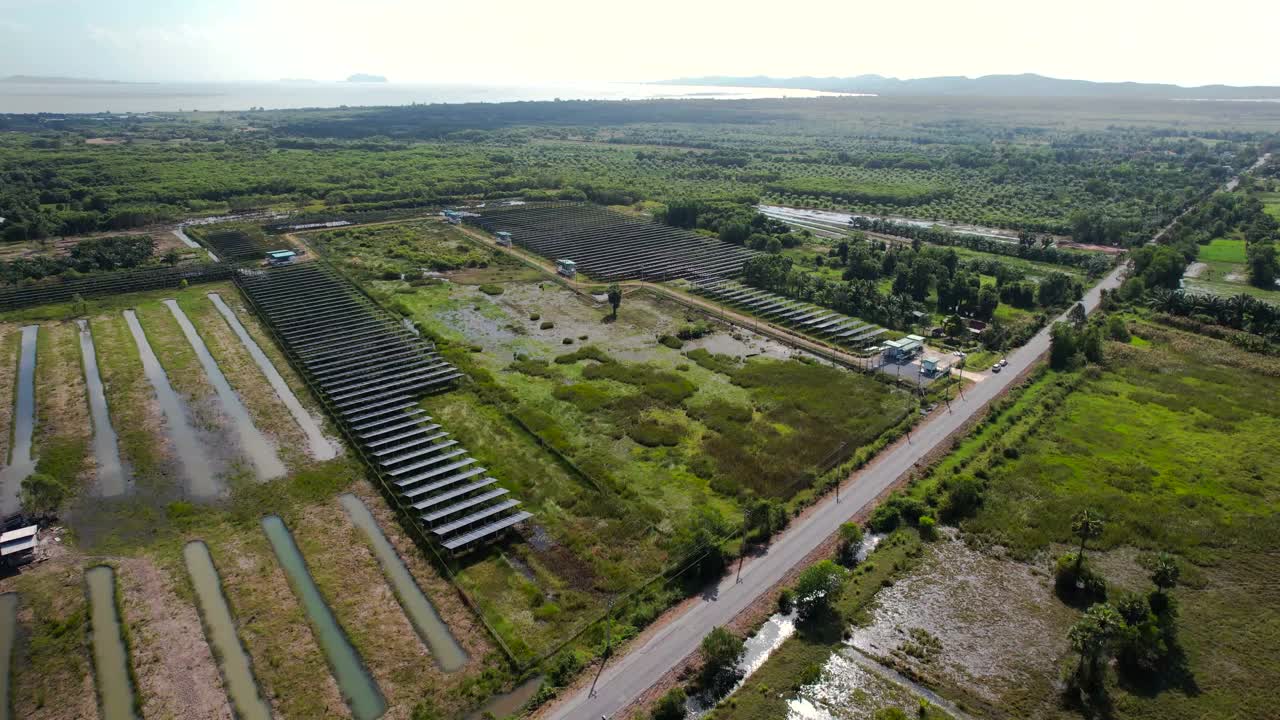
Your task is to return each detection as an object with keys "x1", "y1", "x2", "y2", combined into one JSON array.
[
  {"x1": 1069, "y1": 603, "x2": 1125, "y2": 691},
  {"x1": 1151, "y1": 552, "x2": 1180, "y2": 594},
  {"x1": 1071, "y1": 509, "x2": 1105, "y2": 576}
]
